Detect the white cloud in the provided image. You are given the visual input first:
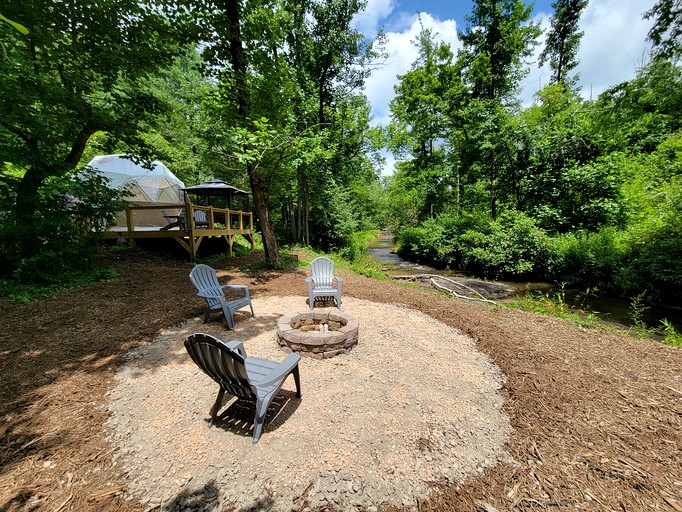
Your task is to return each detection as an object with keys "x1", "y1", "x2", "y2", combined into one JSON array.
[
  {"x1": 380, "y1": 151, "x2": 396, "y2": 177},
  {"x1": 352, "y1": 0, "x2": 396, "y2": 37},
  {"x1": 364, "y1": 12, "x2": 460, "y2": 129},
  {"x1": 364, "y1": 0, "x2": 658, "y2": 176},
  {"x1": 574, "y1": 0, "x2": 655, "y2": 99},
  {"x1": 521, "y1": 0, "x2": 656, "y2": 105}
]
